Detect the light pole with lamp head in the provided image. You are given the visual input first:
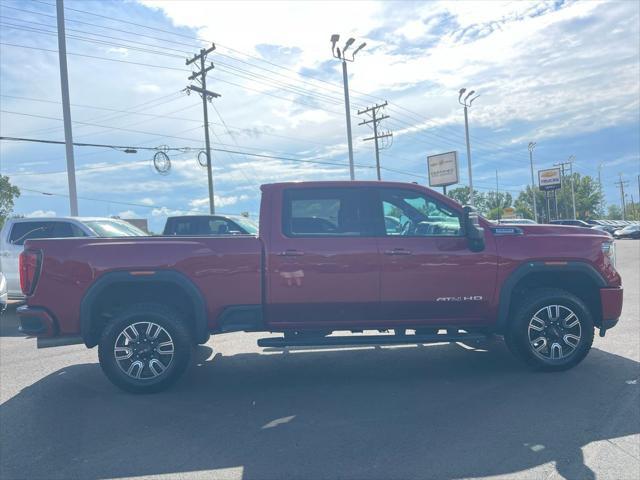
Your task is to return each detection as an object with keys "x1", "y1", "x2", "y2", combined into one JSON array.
[
  {"x1": 528, "y1": 142, "x2": 538, "y2": 222},
  {"x1": 458, "y1": 88, "x2": 479, "y2": 206},
  {"x1": 331, "y1": 34, "x2": 366, "y2": 181}
]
